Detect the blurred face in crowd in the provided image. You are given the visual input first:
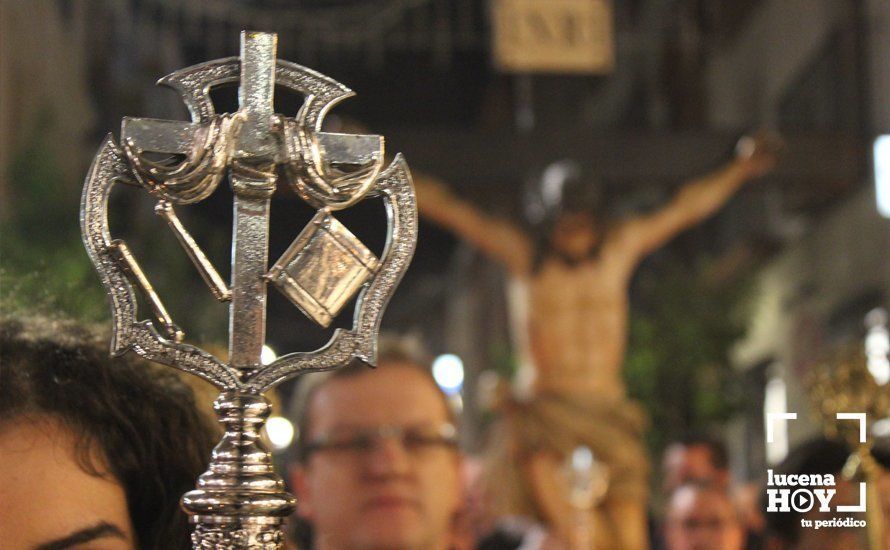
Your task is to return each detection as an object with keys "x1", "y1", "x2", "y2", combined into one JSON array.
[
  {"x1": 664, "y1": 484, "x2": 744, "y2": 550},
  {"x1": 663, "y1": 443, "x2": 728, "y2": 494},
  {"x1": 293, "y1": 363, "x2": 461, "y2": 550},
  {"x1": 550, "y1": 211, "x2": 599, "y2": 261},
  {"x1": 0, "y1": 417, "x2": 134, "y2": 549}
]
